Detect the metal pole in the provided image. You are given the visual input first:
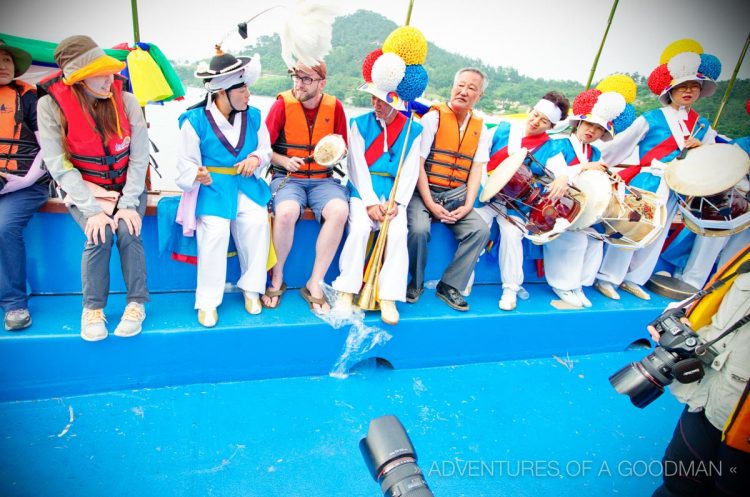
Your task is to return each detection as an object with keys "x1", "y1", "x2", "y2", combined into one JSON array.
[
  {"x1": 131, "y1": 0, "x2": 141, "y2": 43},
  {"x1": 405, "y1": 0, "x2": 415, "y2": 26},
  {"x1": 712, "y1": 32, "x2": 750, "y2": 129},
  {"x1": 585, "y1": 0, "x2": 619, "y2": 90}
]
